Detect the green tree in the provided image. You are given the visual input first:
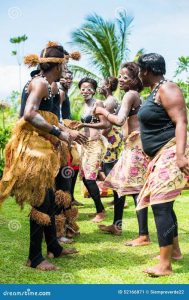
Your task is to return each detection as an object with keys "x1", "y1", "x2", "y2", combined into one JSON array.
[
  {"x1": 174, "y1": 56, "x2": 189, "y2": 112},
  {"x1": 175, "y1": 56, "x2": 189, "y2": 77},
  {"x1": 10, "y1": 34, "x2": 28, "y2": 94},
  {"x1": 70, "y1": 10, "x2": 133, "y2": 79}
]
